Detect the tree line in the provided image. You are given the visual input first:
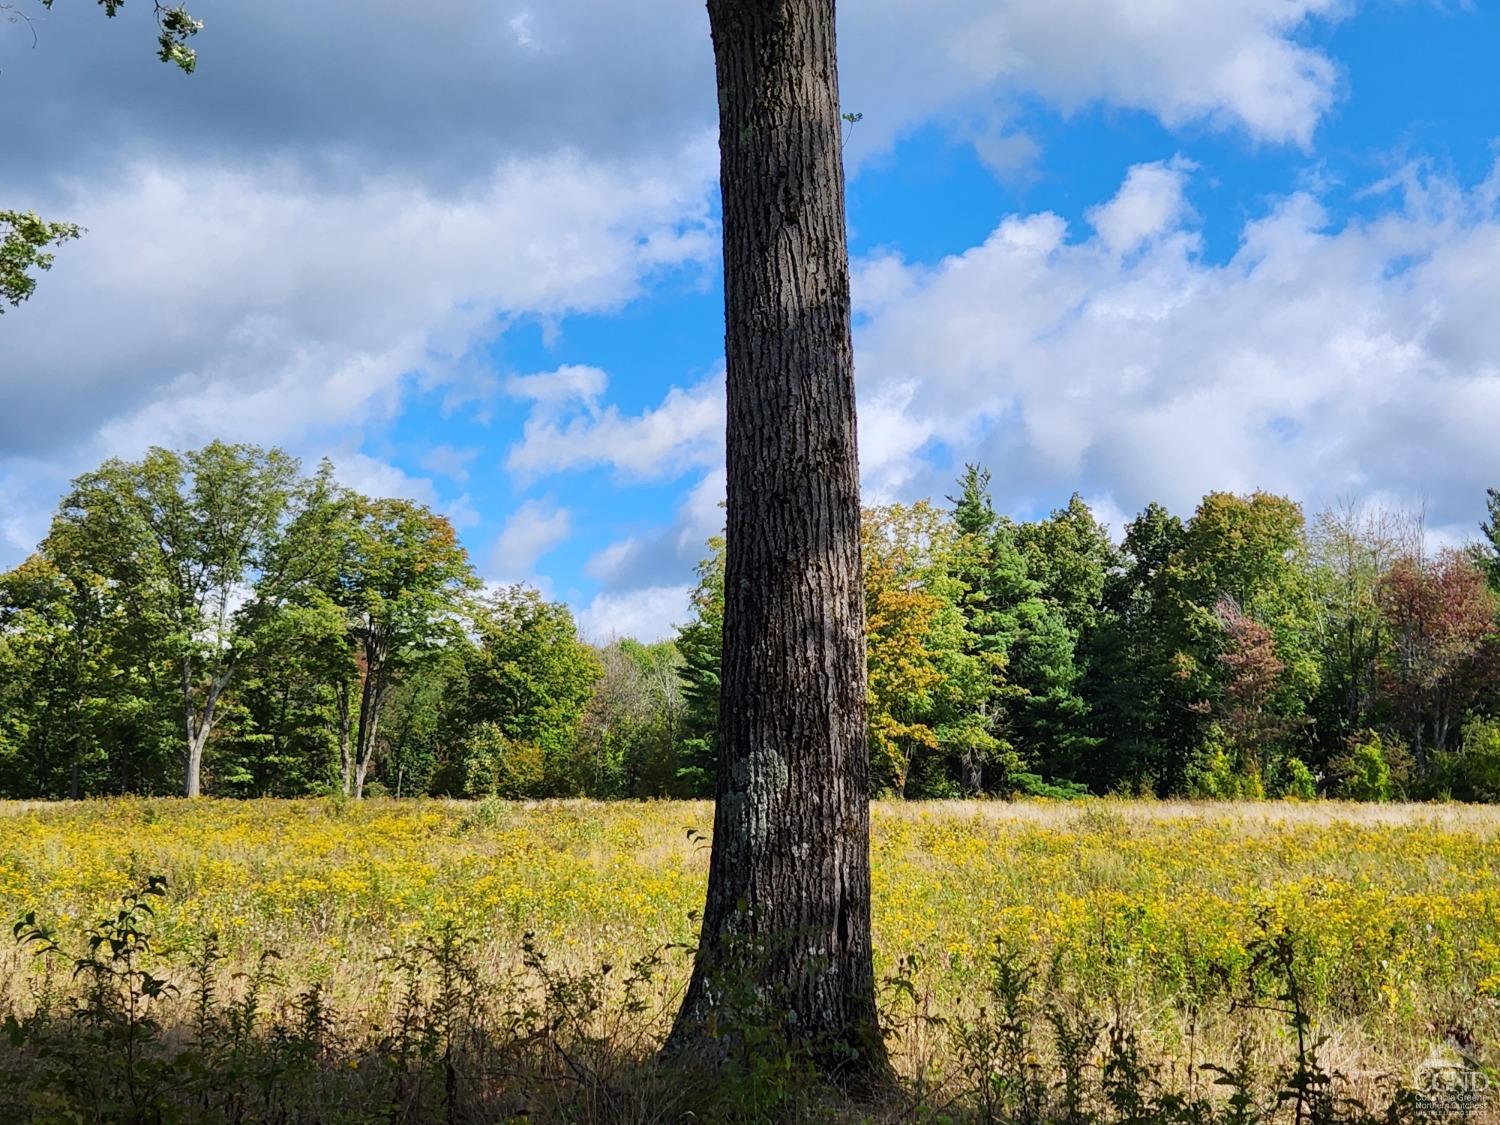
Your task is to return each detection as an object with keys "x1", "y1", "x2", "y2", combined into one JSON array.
[{"x1": 1, "y1": 444, "x2": 1497, "y2": 802}]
